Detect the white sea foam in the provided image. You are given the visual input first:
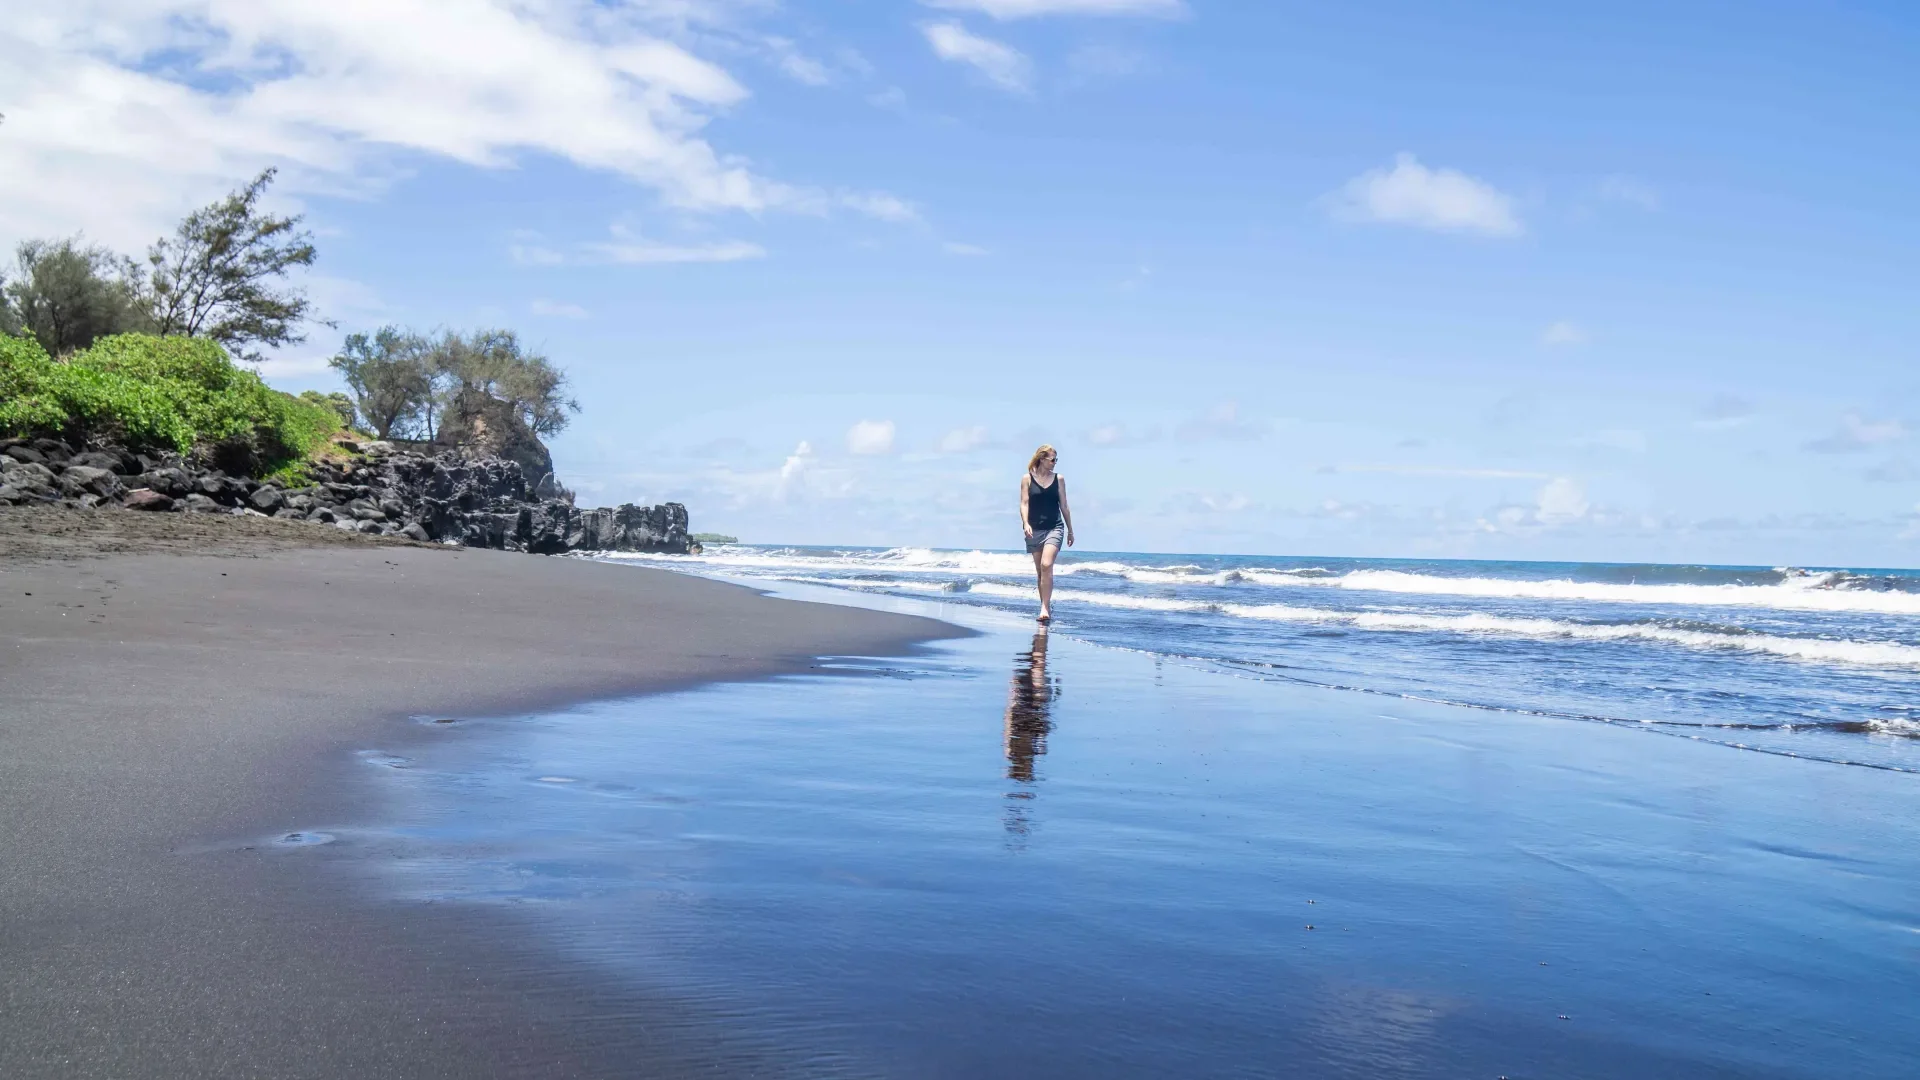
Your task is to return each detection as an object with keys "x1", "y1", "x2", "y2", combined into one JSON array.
[
  {"x1": 1279, "y1": 569, "x2": 1920, "y2": 616},
  {"x1": 957, "y1": 584, "x2": 1920, "y2": 668},
  {"x1": 599, "y1": 547, "x2": 1920, "y2": 617},
  {"x1": 1217, "y1": 604, "x2": 1920, "y2": 668},
  {"x1": 969, "y1": 582, "x2": 1204, "y2": 612}
]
